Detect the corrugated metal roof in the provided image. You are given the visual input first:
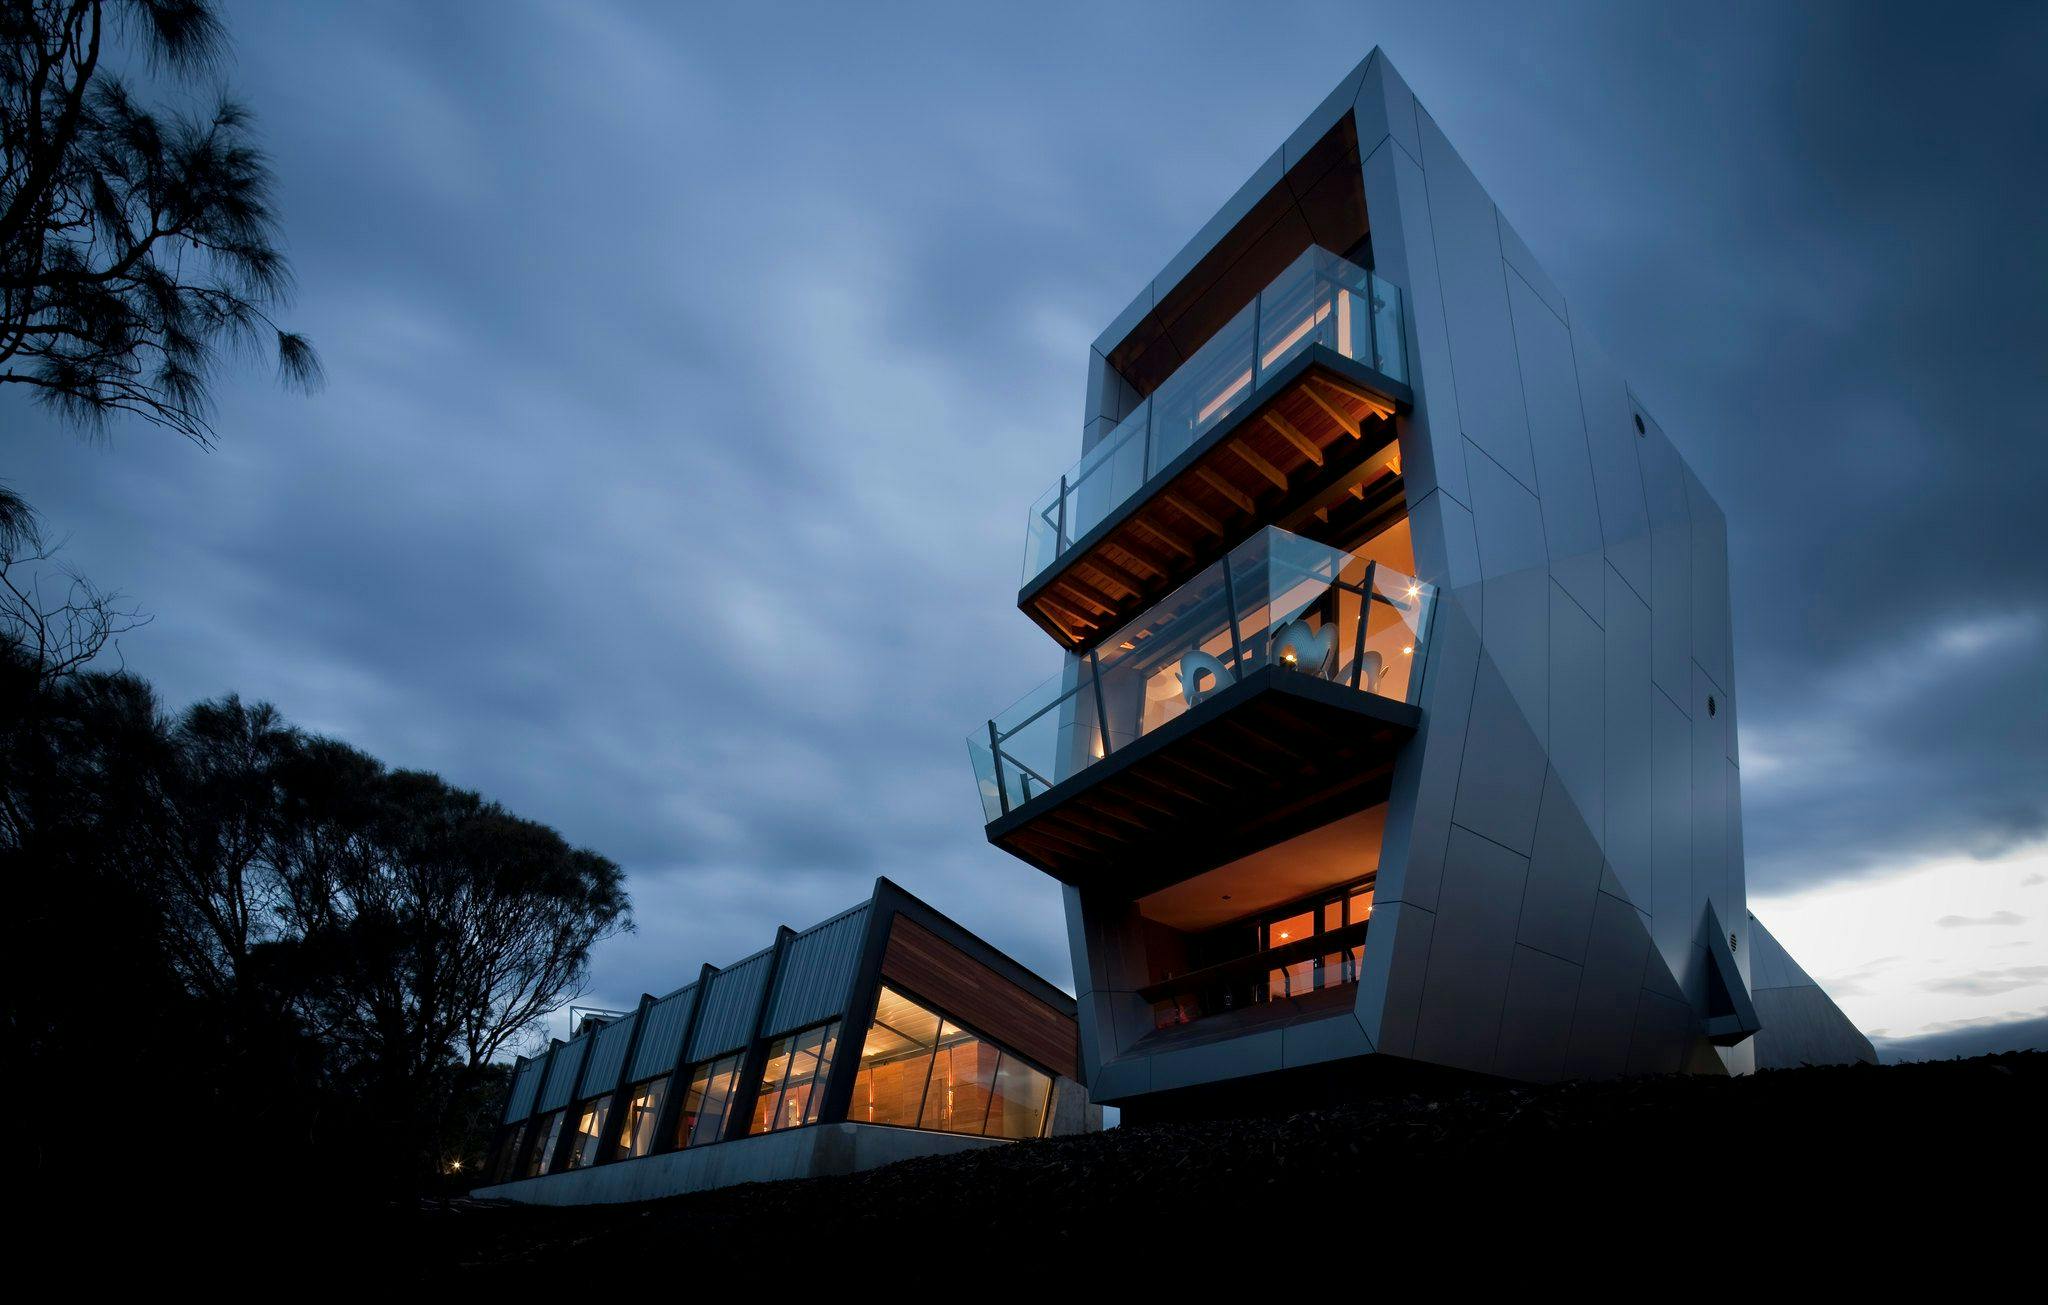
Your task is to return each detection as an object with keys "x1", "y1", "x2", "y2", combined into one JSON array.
[
  {"x1": 580, "y1": 1009, "x2": 639, "y2": 1097},
  {"x1": 538, "y1": 1035, "x2": 591, "y2": 1112},
  {"x1": 688, "y1": 949, "x2": 773, "y2": 1060},
  {"x1": 764, "y1": 904, "x2": 869, "y2": 1035},
  {"x1": 627, "y1": 984, "x2": 697, "y2": 1082},
  {"x1": 503, "y1": 1056, "x2": 545, "y2": 1123}
]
